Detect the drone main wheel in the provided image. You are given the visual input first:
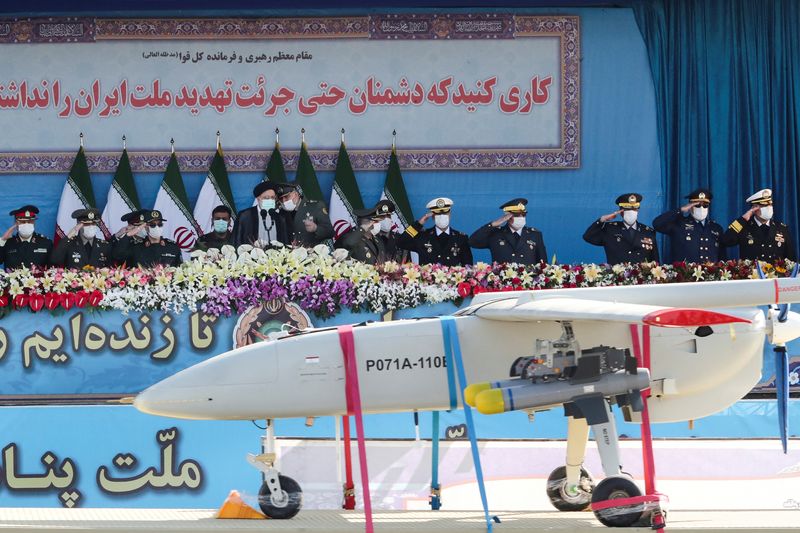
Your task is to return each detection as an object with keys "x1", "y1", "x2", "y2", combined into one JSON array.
[
  {"x1": 590, "y1": 475, "x2": 643, "y2": 527},
  {"x1": 546, "y1": 465, "x2": 594, "y2": 511},
  {"x1": 258, "y1": 475, "x2": 303, "y2": 519}
]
